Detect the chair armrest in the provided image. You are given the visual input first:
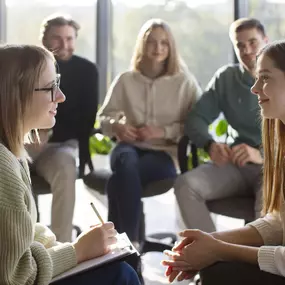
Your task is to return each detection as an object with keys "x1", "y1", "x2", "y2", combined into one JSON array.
[
  {"x1": 177, "y1": 135, "x2": 189, "y2": 174},
  {"x1": 177, "y1": 135, "x2": 199, "y2": 173},
  {"x1": 191, "y1": 143, "x2": 199, "y2": 169}
]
